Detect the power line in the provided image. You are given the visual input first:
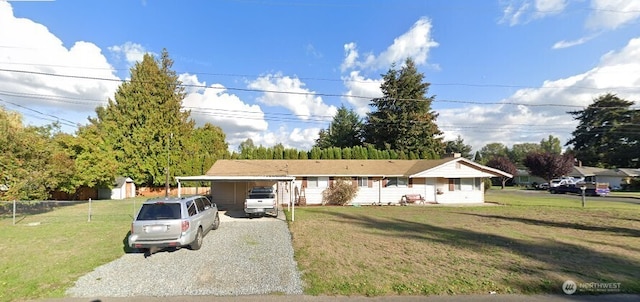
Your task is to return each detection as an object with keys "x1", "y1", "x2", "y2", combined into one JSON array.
[
  {"x1": 2, "y1": 62, "x2": 638, "y2": 93},
  {"x1": 1, "y1": 68, "x2": 637, "y2": 109},
  {"x1": 0, "y1": 97, "x2": 77, "y2": 128}
]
